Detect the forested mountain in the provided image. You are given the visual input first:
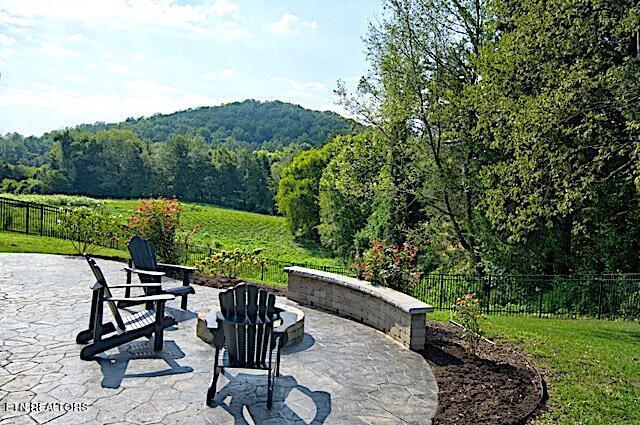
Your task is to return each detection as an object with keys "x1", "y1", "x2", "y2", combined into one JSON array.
[
  {"x1": 0, "y1": 100, "x2": 361, "y2": 214},
  {"x1": 76, "y1": 100, "x2": 360, "y2": 148}
]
